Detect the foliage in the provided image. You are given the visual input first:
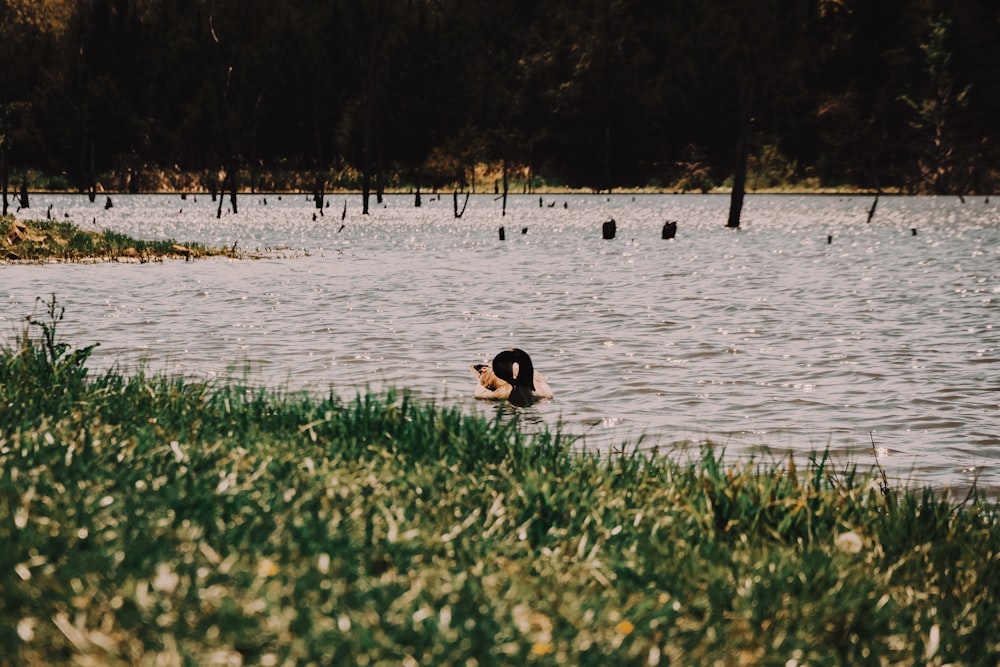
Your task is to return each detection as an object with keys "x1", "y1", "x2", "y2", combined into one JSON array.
[
  {"x1": 1, "y1": 304, "x2": 998, "y2": 664},
  {"x1": 899, "y1": 16, "x2": 977, "y2": 194},
  {"x1": 1, "y1": 1, "x2": 998, "y2": 193}
]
